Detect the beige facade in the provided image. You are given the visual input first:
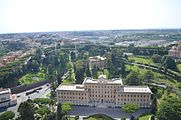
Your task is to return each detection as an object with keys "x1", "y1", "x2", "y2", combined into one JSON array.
[
  {"x1": 89, "y1": 56, "x2": 106, "y2": 69},
  {"x1": 169, "y1": 42, "x2": 181, "y2": 59},
  {"x1": 56, "y1": 75, "x2": 152, "y2": 108}
]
